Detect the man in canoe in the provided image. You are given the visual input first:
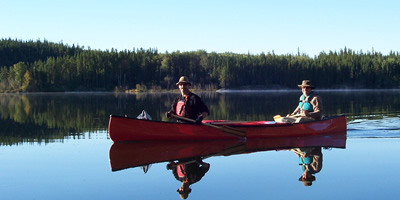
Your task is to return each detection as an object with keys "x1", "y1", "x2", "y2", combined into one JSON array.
[
  {"x1": 166, "y1": 76, "x2": 209, "y2": 124},
  {"x1": 278, "y1": 80, "x2": 323, "y2": 123}
]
